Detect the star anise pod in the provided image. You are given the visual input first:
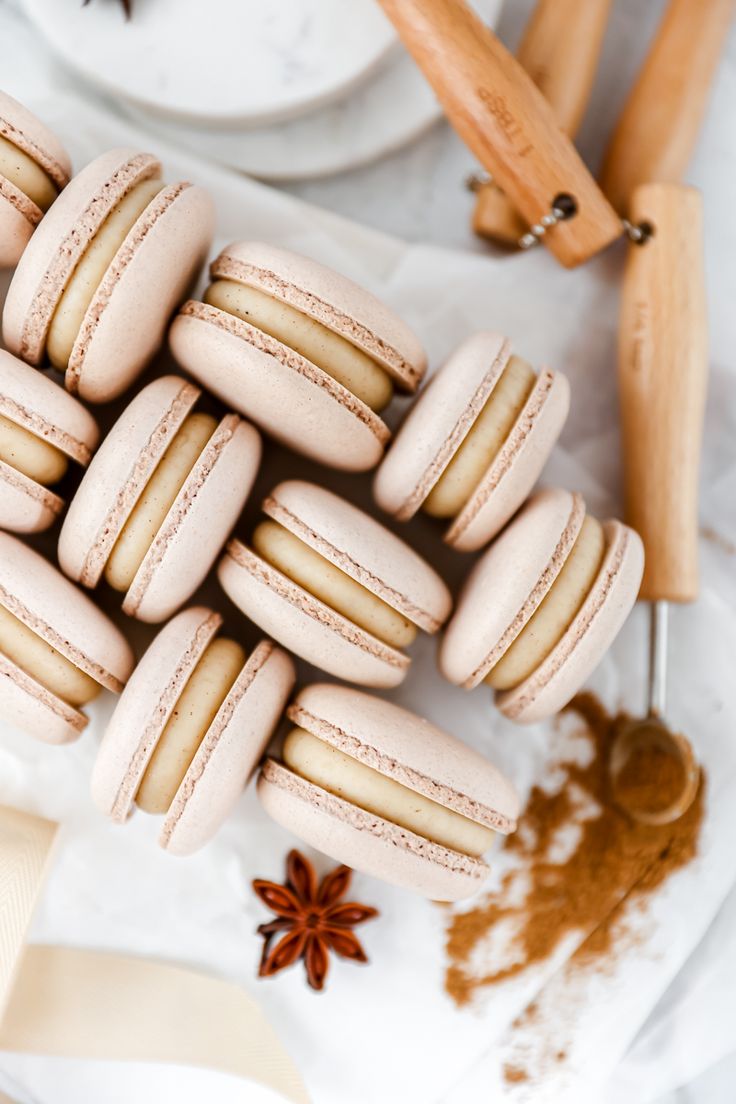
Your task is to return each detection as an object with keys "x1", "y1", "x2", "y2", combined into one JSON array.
[
  {"x1": 253, "y1": 850, "x2": 378, "y2": 991},
  {"x1": 82, "y1": 0, "x2": 132, "y2": 19}
]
